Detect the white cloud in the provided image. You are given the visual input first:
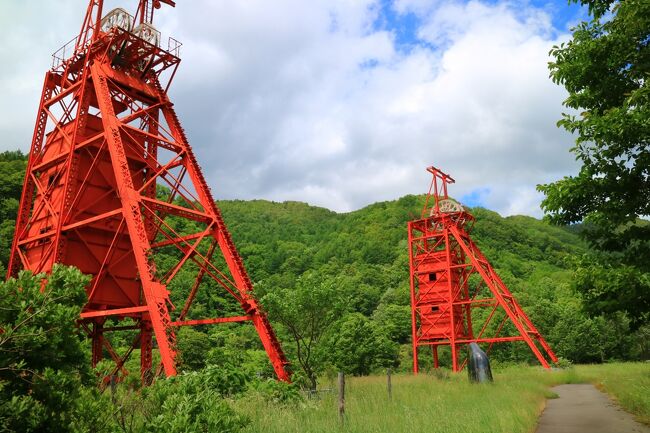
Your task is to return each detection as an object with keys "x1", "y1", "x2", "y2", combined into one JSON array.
[
  {"x1": 0, "y1": 0, "x2": 79, "y2": 146},
  {"x1": 0, "y1": 0, "x2": 579, "y2": 217}
]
